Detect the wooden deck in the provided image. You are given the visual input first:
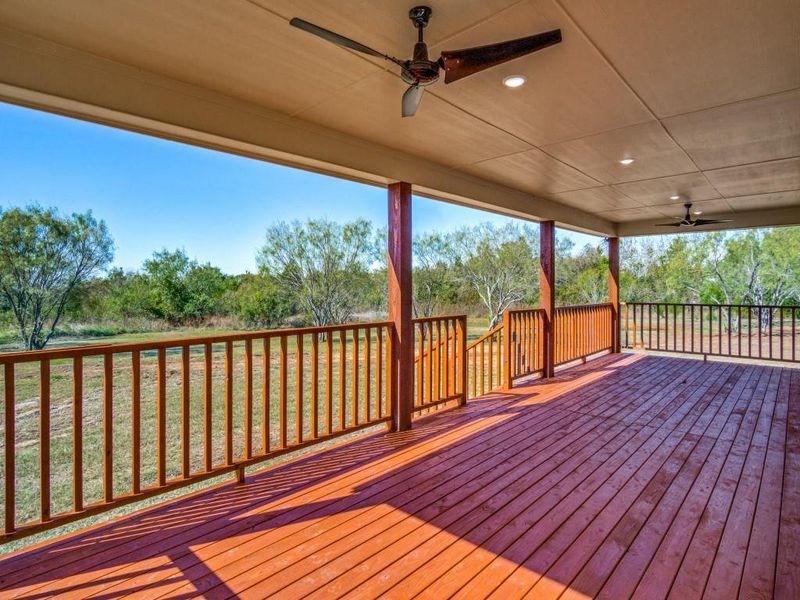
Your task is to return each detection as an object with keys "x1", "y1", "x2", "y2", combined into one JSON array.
[{"x1": 0, "y1": 353, "x2": 797, "y2": 599}]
